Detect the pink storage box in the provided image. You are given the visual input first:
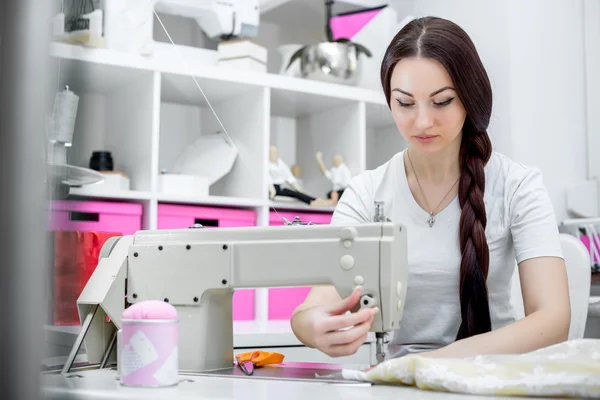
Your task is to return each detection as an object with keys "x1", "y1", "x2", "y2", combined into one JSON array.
[
  {"x1": 268, "y1": 210, "x2": 333, "y2": 320},
  {"x1": 157, "y1": 203, "x2": 257, "y2": 321},
  {"x1": 50, "y1": 200, "x2": 143, "y2": 235},
  {"x1": 157, "y1": 203, "x2": 257, "y2": 229}
]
